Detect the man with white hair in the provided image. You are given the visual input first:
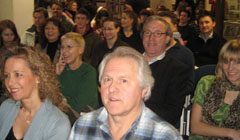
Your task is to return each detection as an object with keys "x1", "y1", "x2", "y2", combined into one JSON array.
[{"x1": 69, "y1": 47, "x2": 182, "y2": 140}]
